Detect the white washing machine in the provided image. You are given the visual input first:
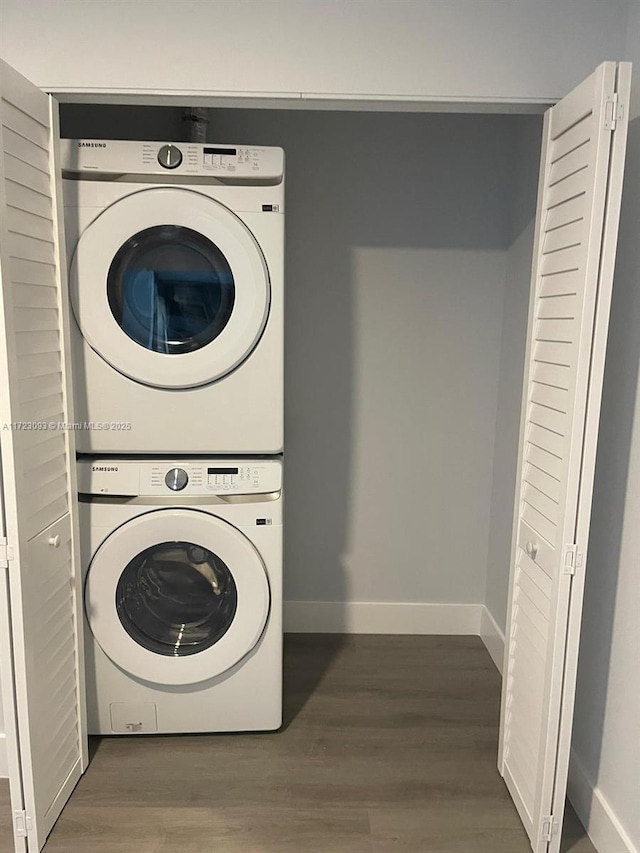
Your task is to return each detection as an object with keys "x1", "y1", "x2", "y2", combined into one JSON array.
[
  {"x1": 78, "y1": 457, "x2": 283, "y2": 734},
  {"x1": 62, "y1": 139, "x2": 284, "y2": 454}
]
